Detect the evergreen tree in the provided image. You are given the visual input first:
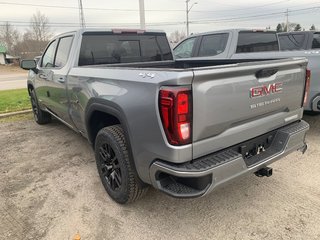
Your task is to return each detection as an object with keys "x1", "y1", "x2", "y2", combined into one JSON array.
[
  {"x1": 276, "y1": 23, "x2": 283, "y2": 32},
  {"x1": 294, "y1": 24, "x2": 302, "y2": 31}
]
